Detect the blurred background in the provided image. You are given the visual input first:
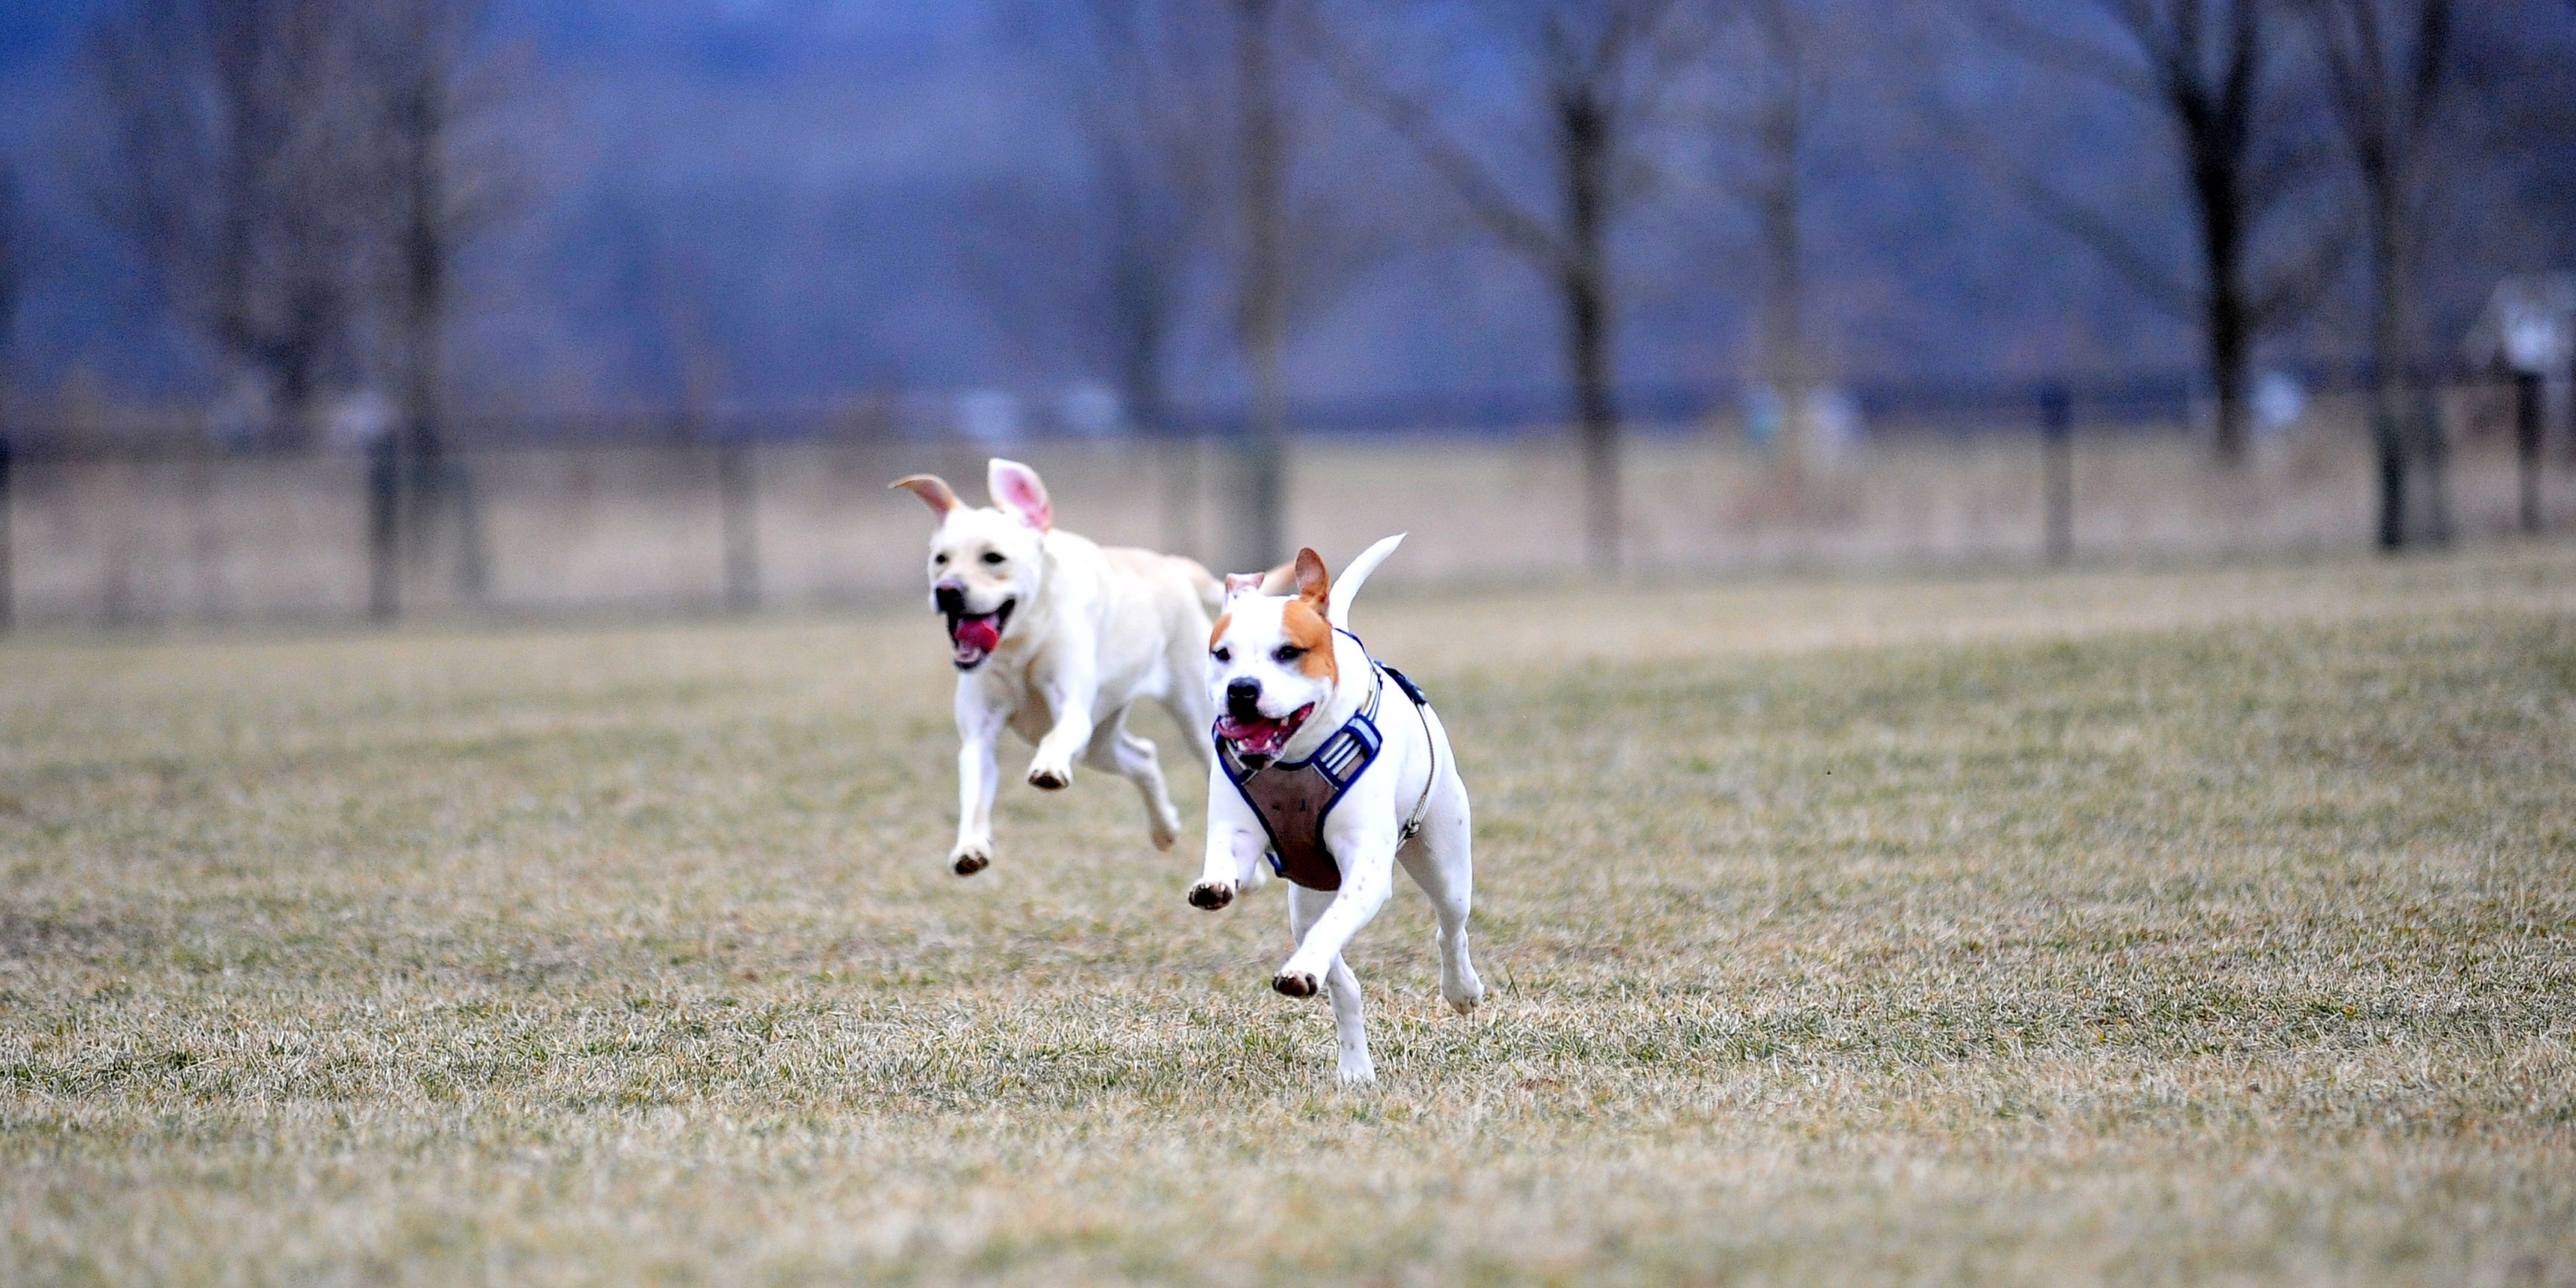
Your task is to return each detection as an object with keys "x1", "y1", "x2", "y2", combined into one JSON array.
[{"x1": 0, "y1": 0, "x2": 2572, "y2": 626}]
